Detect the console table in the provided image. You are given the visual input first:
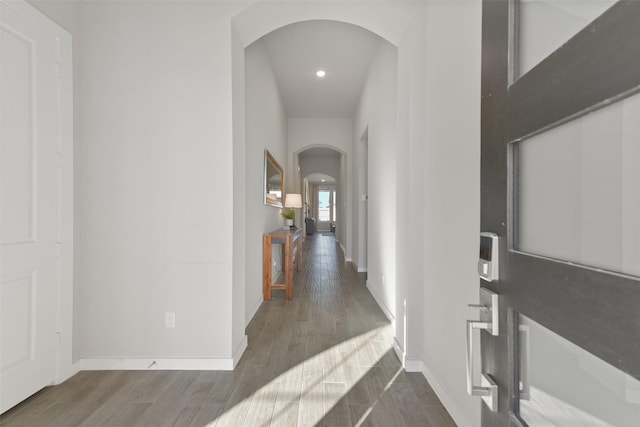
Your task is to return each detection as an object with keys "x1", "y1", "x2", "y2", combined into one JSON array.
[{"x1": 263, "y1": 227, "x2": 302, "y2": 300}]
